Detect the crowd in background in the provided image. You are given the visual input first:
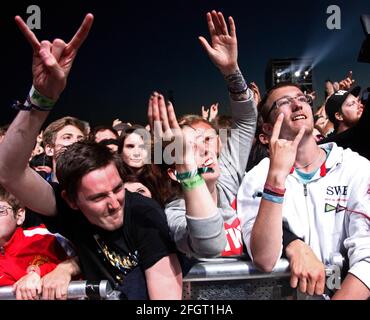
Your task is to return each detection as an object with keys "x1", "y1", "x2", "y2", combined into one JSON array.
[{"x1": 0, "y1": 10, "x2": 369, "y2": 300}]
